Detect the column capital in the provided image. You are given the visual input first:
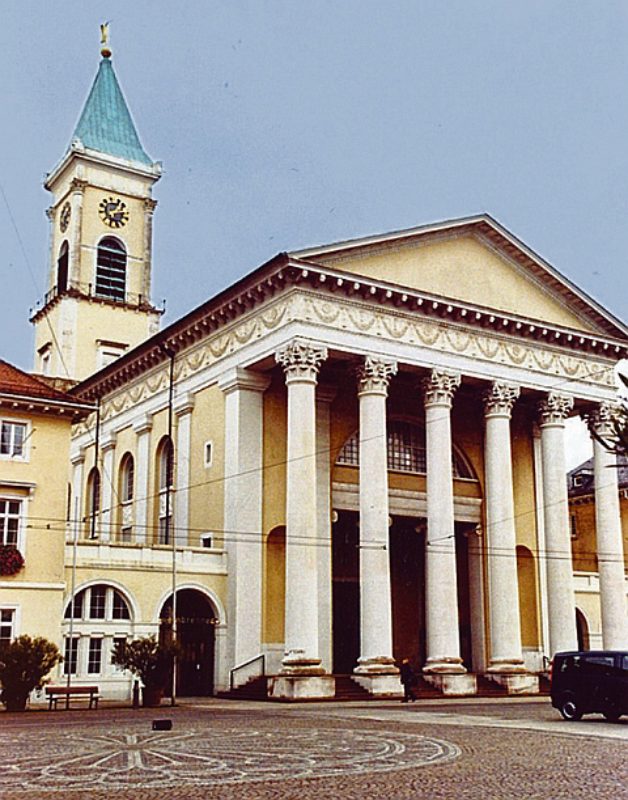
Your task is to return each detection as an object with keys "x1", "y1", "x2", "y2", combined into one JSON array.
[
  {"x1": 70, "y1": 447, "x2": 86, "y2": 467},
  {"x1": 143, "y1": 197, "x2": 158, "y2": 213},
  {"x1": 584, "y1": 401, "x2": 621, "y2": 440},
  {"x1": 174, "y1": 392, "x2": 195, "y2": 417},
  {"x1": 218, "y1": 366, "x2": 271, "y2": 395},
  {"x1": 275, "y1": 339, "x2": 327, "y2": 383},
  {"x1": 356, "y1": 356, "x2": 398, "y2": 395},
  {"x1": 133, "y1": 413, "x2": 153, "y2": 435},
  {"x1": 422, "y1": 369, "x2": 461, "y2": 407},
  {"x1": 100, "y1": 432, "x2": 117, "y2": 452},
  {"x1": 483, "y1": 381, "x2": 520, "y2": 418},
  {"x1": 69, "y1": 178, "x2": 88, "y2": 194},
  {"x1": 538, "y1": 392, "x2": 574, "y2": 426}
]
